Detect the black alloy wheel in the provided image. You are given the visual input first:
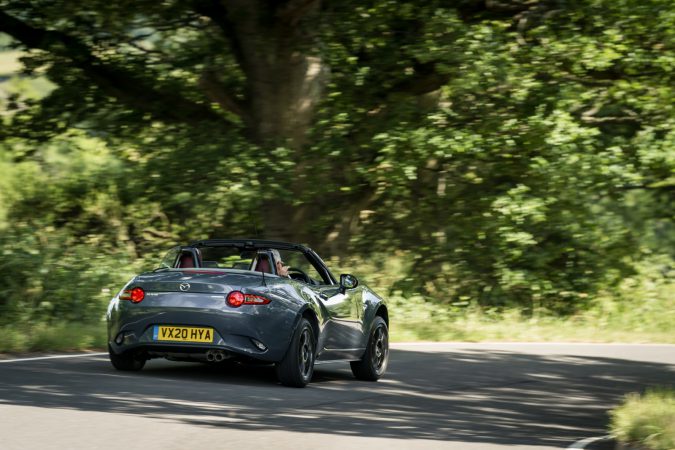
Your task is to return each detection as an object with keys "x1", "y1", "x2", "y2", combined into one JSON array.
[
  {"x1": 351, "y1": 316, "x2": 389, "y2": 381},
  {"x1": 276, "y1": 318, "x2": 315, "y2": 387}
]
